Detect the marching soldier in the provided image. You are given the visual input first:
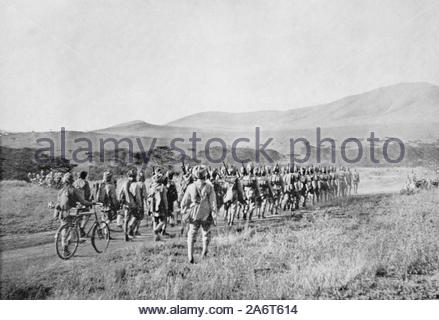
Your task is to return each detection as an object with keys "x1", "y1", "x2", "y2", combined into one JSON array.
[
  {"x1": 118, "y1": 169, "x2": 142, "y2": 241},
  {"x1": 304, "y1": 167, "x2": 314, "y2": 206},
  {"x1": 240, "y1": 163, "x2": 259, "y2": 222},
  {"x1": 73, "y1": 171, "x2": 91, "y2": 202},
  {"x1": 329, "y1": 166, "x2": 337, "y2": 199},
  {"x1": 319, "y1": 167, "x2": 329, "y2": 202},
  {"x1": 281, "y1": 165, "x2": 294, "y2": 211},
  {"x1": 210, "y1": 169, "x2": 226, "y2": 216},
  {"x1": 132, "y1": 171, "x2": 147, "y2": 236},
  {"x1": 269, "y1": 164, "x2": 283, "y2": 214},
  {"x1": 337, "y1": 167, "x2": 348, "y2": 197},
  {"x1": 256, "y1": 167, "x2": 272, "y2": 218},
  {"x1": 291, "y1": 165, "x2": 301, "y2": 209},
  {"x1": 148, "y1": 172, "x2": 168, "y2": 241},
  {"x1": 299, "y1": 167, "x2": 308, "y2": 207},
  {"x1": 311, "y1": 167, "x2": 320, "y2": 204},
  {"x1": 223, "y1": 167, "x2": 244, "y2": 226},
  {"x1": 93, "y1": 170, "x2": 119, "y2": 225},
  {"x1": 180, "y1": 165, "x2": 217, "y2": 263},
  {"x1": 353, "y1": 169, "x2": 360, "y2": 194},
  {"x1": 165, "y1": 171, "x2": 178, "y2": 226}
]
